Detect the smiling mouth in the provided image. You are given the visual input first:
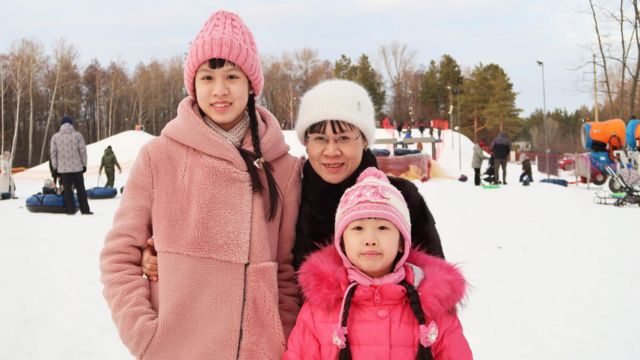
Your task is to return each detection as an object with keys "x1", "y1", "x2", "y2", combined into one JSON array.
[
  {"x1": 324, "y1": 163, "x2": 344, "y2": 169},
  {"x1": 211, "y1": 102, "x2": 231, "y2": 108}
]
